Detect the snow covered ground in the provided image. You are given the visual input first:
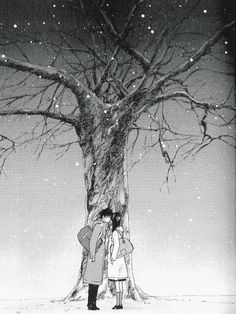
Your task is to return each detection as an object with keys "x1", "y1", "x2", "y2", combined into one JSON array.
[{"x1": 0, "y1": 295, "x2": 235, "y2": 314}]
